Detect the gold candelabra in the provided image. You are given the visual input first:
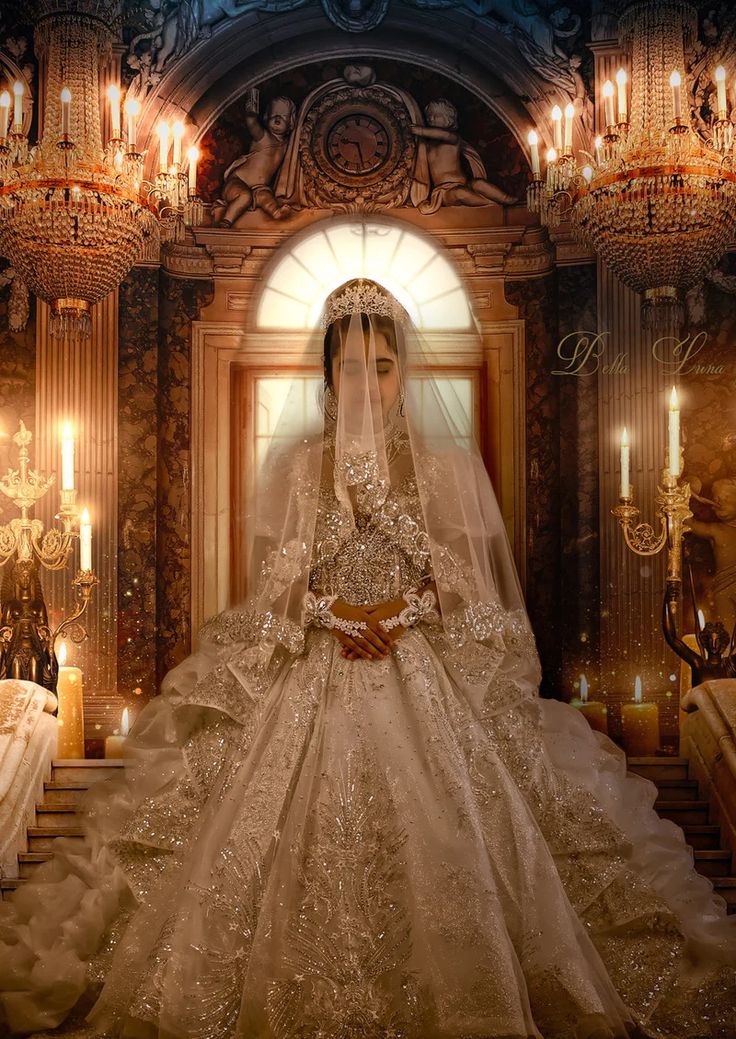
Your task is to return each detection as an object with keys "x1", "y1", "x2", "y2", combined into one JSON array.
[{"x1": 0, "y1": 420, "x2": 97, "y2": 689}]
